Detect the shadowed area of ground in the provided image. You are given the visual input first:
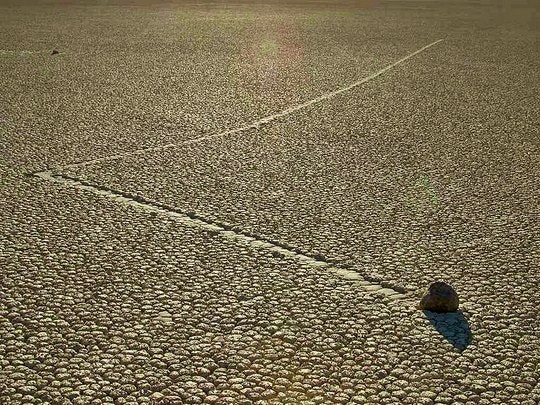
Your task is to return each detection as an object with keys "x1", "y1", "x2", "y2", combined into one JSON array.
[{"x1": 424, "y1": 310, "x2": 472, "y2": 351}]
